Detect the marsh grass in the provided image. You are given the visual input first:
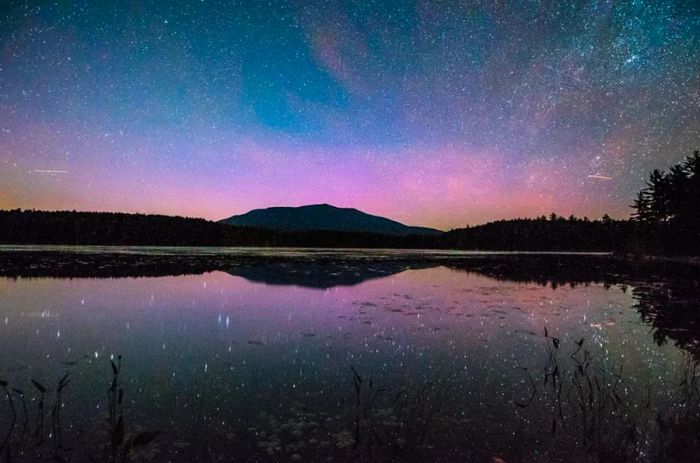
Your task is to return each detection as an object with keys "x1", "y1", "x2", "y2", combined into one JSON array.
[
  {"x1": 654, "y1": 355, "x2": 700, "y2": 462},
  {"x1": 0, "y1": 357, "x2": 160, "y2": 462},
  {"x1": 344, "y1": 365, "x2": 449, "y2": 460},
  {"x1": 0, "y1": 375, "x2": 70, "y2": 461},
  {"x1": 513, "y1": 327, "x2": 700, "y2": 462}
]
